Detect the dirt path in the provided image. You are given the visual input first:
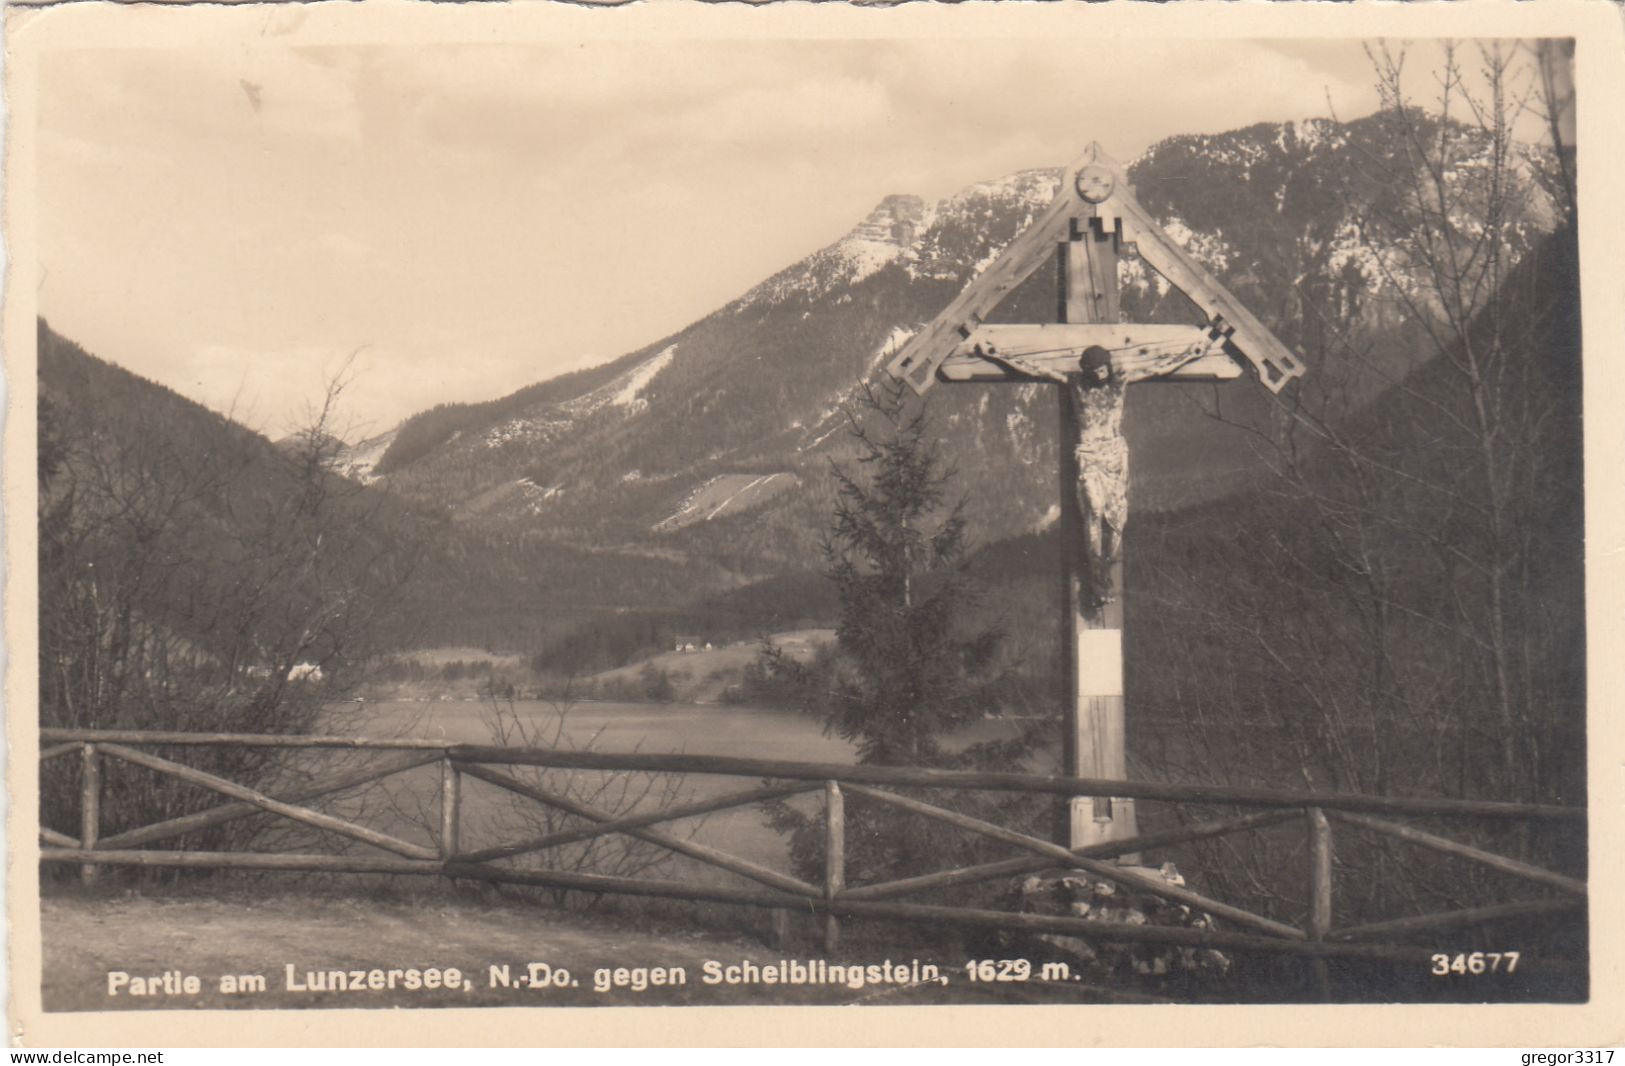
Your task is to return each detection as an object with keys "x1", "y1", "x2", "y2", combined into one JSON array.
[{"x1": 40, "y1": 889, "x2": 977, "y2": 1012}]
